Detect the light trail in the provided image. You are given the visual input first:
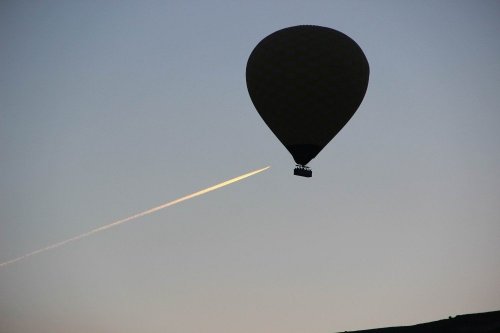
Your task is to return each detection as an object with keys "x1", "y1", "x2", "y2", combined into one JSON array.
[{"x1": 0, "y1": 166, "x2": 270, "y2": 268}]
